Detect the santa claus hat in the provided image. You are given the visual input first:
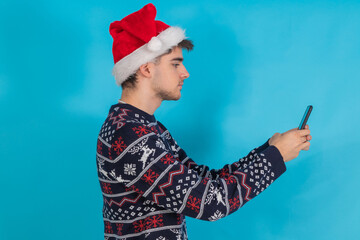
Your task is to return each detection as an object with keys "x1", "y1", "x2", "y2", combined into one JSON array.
[{"x1": 110, "y1": 3, "x2": 186, "y2": 86}]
